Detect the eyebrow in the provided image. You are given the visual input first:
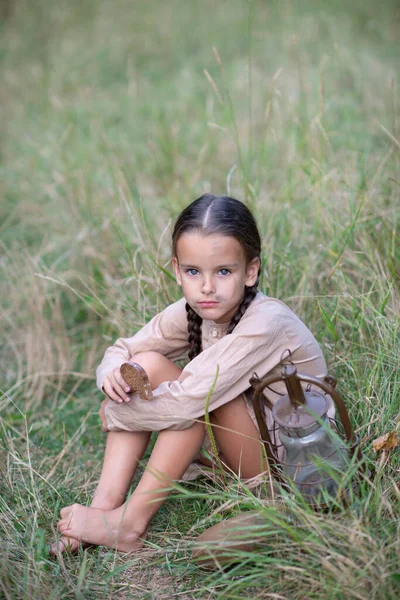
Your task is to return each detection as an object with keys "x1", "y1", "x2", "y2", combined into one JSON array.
[{"x1": 179, "y1": 263, "x2": 240, "y2": 268}]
